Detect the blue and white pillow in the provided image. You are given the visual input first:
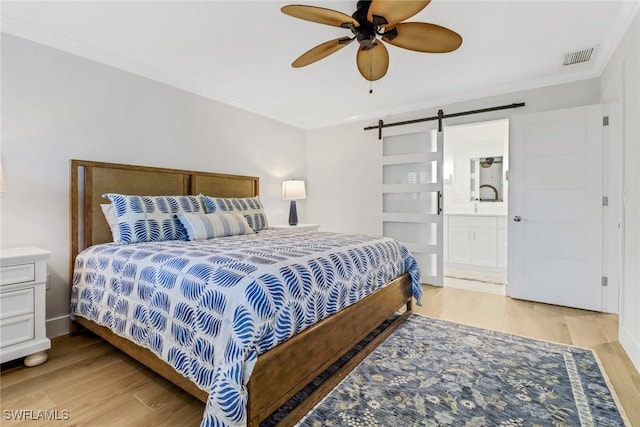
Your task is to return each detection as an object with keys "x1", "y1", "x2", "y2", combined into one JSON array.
[
  {"x1": 100, "y1": 203, "x2": 121, "y2": 242},
  {"x1": 177, "y1": 212, "x2": 254, "y2": 240},
  {"x1": 102, "y1": 194, "x2": 204, "y2": 244},
  {"x1": 200, "y1": 195, "x2": 269, "y2": 231}
]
